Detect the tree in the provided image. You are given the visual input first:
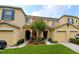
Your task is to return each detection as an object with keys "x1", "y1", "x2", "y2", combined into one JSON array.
[{"x1": 30, "y1": 19, "x2": 46, "y2": 42}]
